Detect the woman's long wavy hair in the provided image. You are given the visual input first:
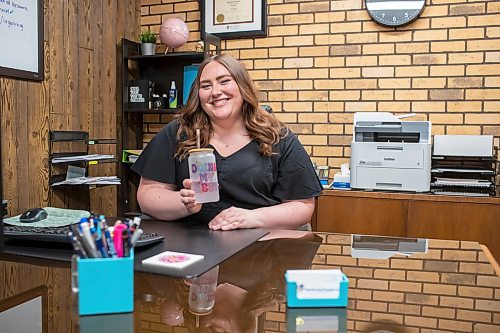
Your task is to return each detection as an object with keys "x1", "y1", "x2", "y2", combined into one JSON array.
[{"x1": 176, "y1": 54, "x2": 286, "y2": 159}]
